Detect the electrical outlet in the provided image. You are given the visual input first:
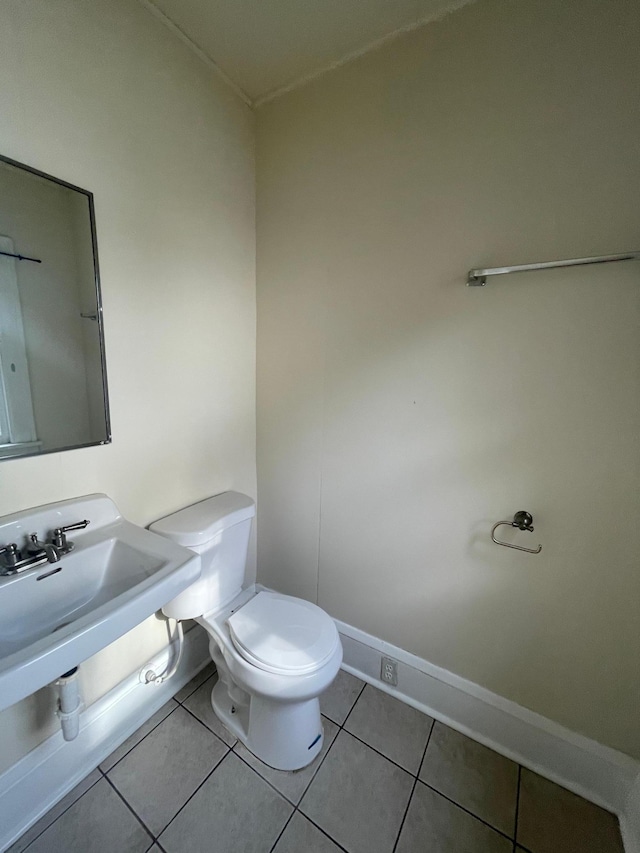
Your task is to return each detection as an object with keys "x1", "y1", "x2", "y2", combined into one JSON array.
[{"x1": 380, "y1": 656, "x2": 398, "y2": 686}]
